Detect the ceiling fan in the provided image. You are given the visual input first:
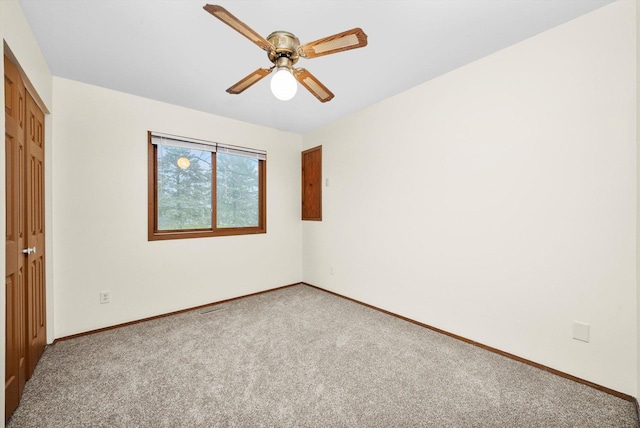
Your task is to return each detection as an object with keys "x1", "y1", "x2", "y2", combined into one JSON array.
[{"x1": 203, "y1": 4, "x2": 368, "y2": 103}]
